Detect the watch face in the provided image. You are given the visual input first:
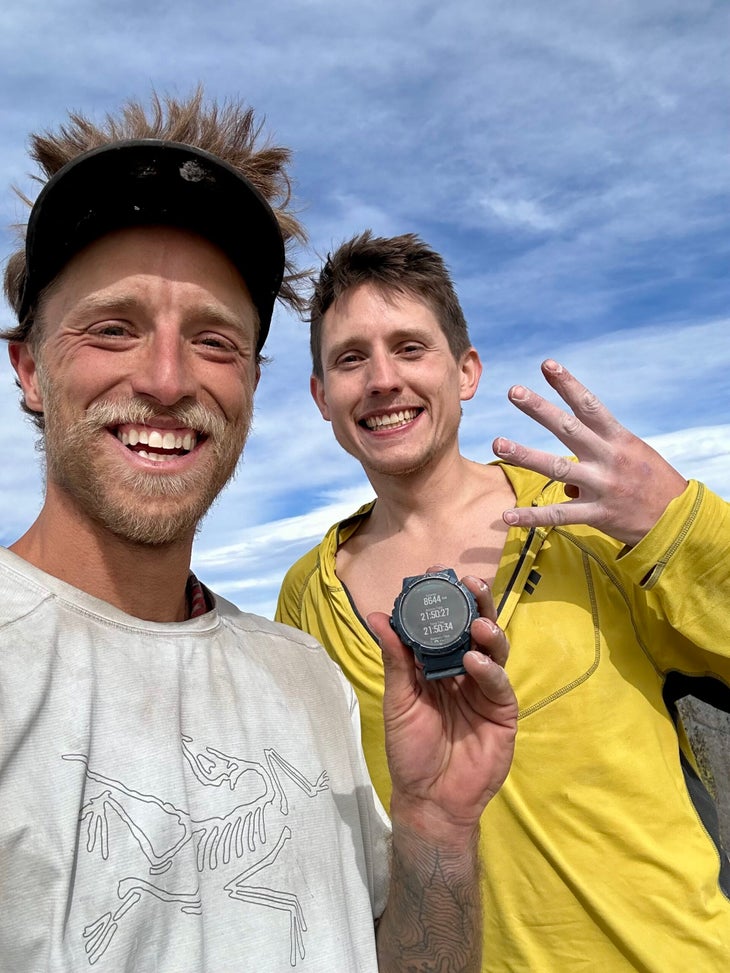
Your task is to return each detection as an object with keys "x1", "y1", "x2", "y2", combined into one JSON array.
[{"x1": 398, "y1": 576, "x2": 472, "y2": 651}]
